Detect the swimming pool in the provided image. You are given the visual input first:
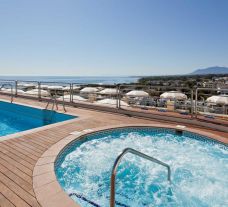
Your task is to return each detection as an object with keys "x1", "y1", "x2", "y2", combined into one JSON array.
[
  {"x1": 55, "y1": 127, "x2": 228, "y2": 207},
  {"x1": 0, "y1": 101, "x2": 76, "y2": 137}
]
